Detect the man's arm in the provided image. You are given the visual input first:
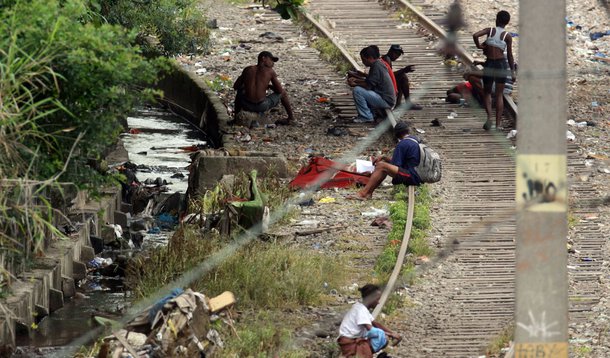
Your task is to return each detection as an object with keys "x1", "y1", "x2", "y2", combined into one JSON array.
[
  {"x1": 270, "y1": 70, "x2": 295, "y2": 122},
  {"x1": 472, "y1": 28, "x2": 490, "y2": 49},
  {"x1": 347, "y1": 77, "x2": 370, "y2": 88},
  {"x1": 372, "y1": 321, "x2": 401, "y2": 339},
  {"x1": 233, "y1": 68, "x2": 247, "y2": 90},
  {"x1": 505, "y1": 35, "x2": 516, "y2": 82},
  {"x1": 395, "y1": 65, "x2": 415, "y2": 76}
]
